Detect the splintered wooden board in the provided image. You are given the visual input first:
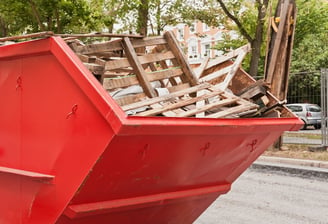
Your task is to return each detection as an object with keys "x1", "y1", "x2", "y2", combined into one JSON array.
[
  {"x1": 67, "y1": 32, "x2": 259, "y2": 118},
  {"x1": 121, "y1": 83, "x2": 258, "y2": 118}
]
